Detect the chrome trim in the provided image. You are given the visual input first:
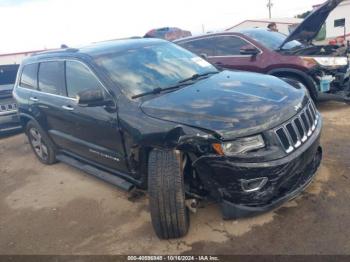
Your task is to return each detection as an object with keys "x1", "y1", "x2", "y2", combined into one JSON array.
[
  {"x1": 62, "y1": 105, "x2": 74, "y2": 111},
  {"x1": 16, "y1": 58, "x2": 114, "y2": 103},
  {"x1": 275, "y1": 101, "x2": 319, "y2": 154},
  {"x1": 17, "y1": 86, "x2": 78, "y2": 102},
  {"x1": 241, "y1": 177, "x2": 268, "y2": 193},
  {"x1": 0, "y1": 109, "x2": 17, "y2": 116},
  {"x1": 0, "y1": 102, "x2": 17, "y2": 116},
  {"x1": 0, "y1": 126, "x2": 21, "y2": 132},
  {"x1": 30, "y1": 97, "x2": 39, "y2": 102}
]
